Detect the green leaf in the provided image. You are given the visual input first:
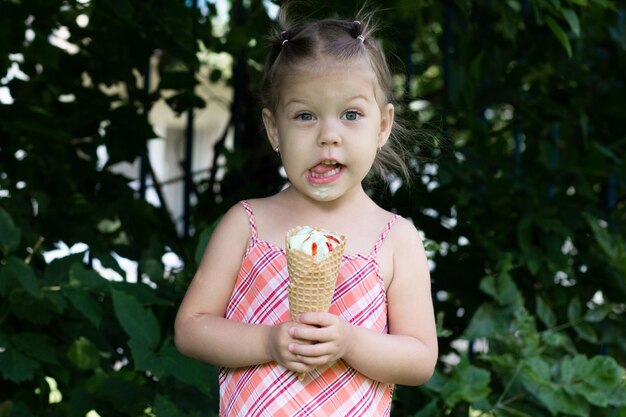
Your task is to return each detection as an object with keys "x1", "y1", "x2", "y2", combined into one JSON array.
[
  {"x1": 0, "y1": 348, "x2": 39, "y2": 382},
  {"x1": 128, "y1": 336, "x2": 162, "y2": 374},
  {"x1": 546, "y1": 16, "x2": 573, "y2": 57},
  {"x1": 159, "y1": 342, "x2": 213, "y2": 394},
  {"x1": 562, "y1": 8, "x2": 581, "y2": 37},
  {"x1": 567, "y1": 297, "x2": 582, "y2": 323},
  {"x1": 84, "y1": 370, "x2": 151, "y2": 414},
  {"x1": 535, "y1": 296, "x2": 557, "y2": 328},
  {"x1": 520, "y1": 357, "x2": 589, "y2": 417},
  {"x1": 11, "y1": 333, "x2": 58, "y2": 364},
  {"x1": 153, "y1": 394, "x2": 188, "y2": 417},
  {"x1": 441, "y1": 357, "x2": 491, "y2": 407},
  {"x1": 573, "y1": 322, "x2": 598, "y2": 343},
  {"x1": 140, "y1": 257, "x2": 164, "y2": 281},
  {"x1": 0, "y1": 207, "x2": 20, "y2": 255},
  {"x1": 479, "y1": 273, "x2": 520, "y2": 306},
  {"x1": 68, "y1": 337, "x2": 101, "y2": 370},
  {"x1": 465, "y1": 303, "x2": 510, "y2": 339},
  {"x1": 69, "y1": 263, "x2": 108, "y2": 292},
  {"x1": 561, "y1": 355, "x2": 626, "y2": 407},
  {"x1": 541, "y1": 331, "x2": 577, "y2": 354},
  {"x1": 4, "y1": 256, "x2": 38, "y2": 297},
  {"x1": 583, "y1": 304, "x2": 612, "y2": 322},
  {"x1": 481, "y1": 353, "x2": 517, "y2": 370},
  {"x1": 112, "y1": 289, "x2": 160, "y2": 350},
  {"x1": 584, "y1": 356, "x2": 625, "y2": 391},
  {"x1": 67, "y1": 289, "x2": 103, "y2": 328}
]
